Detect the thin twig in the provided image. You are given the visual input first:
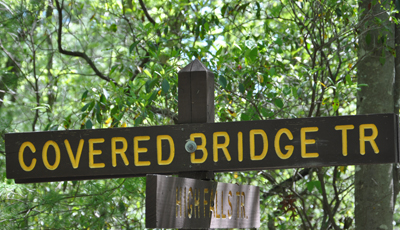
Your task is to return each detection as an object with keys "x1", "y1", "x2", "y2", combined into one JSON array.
[
  {"x1": 54, "y1": 0, "x2": 119, "y2": 86},
  {"x1": 317, "y1": 167, "x2": 340, "y2": 230}
]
